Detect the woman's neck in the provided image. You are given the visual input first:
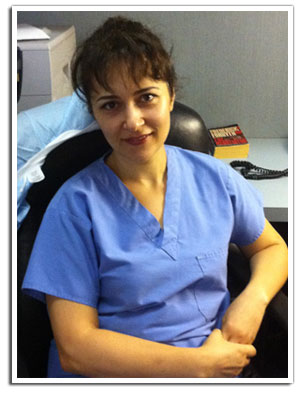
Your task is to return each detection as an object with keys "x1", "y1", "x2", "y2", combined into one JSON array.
[{"x1": 106, "y1": 147, "x2": 167, "y2": 187}]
